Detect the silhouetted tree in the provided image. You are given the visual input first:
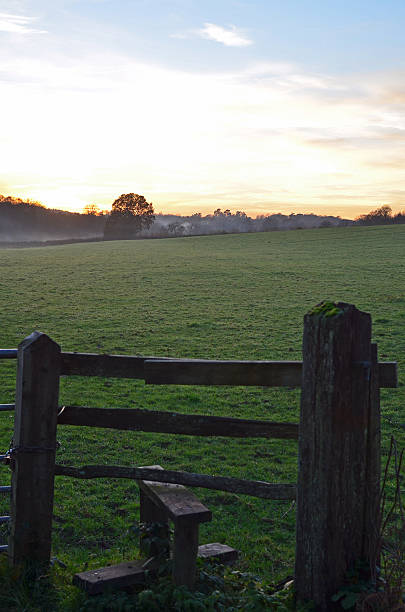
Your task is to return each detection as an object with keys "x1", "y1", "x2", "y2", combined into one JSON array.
[
  {"x1": 103, "y1": 193, "x2": 155, "y2": 240},
  {"x1": 355, "y1": 205, "x2": 393, "y2": 225},
  {"x1": 83, "y1": 203, "x2": 102, "y2": 216}
]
